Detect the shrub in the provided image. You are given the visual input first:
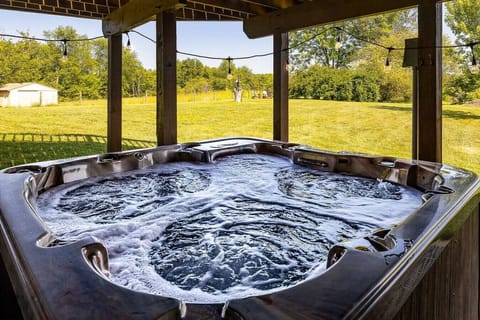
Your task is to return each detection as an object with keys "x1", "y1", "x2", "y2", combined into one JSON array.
[
  {"x1": 379, "y1": 69, "x2": 412, "y2": 102},
  {"x1": 444, "y1": 73, "x2": 480, "y2": 104},
  {"x1": 352, "y1": 72, "x2": 381, "y2": 102},
  {"x1": 290, "y1": 65, "x2": 383, "y2": 102}
]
